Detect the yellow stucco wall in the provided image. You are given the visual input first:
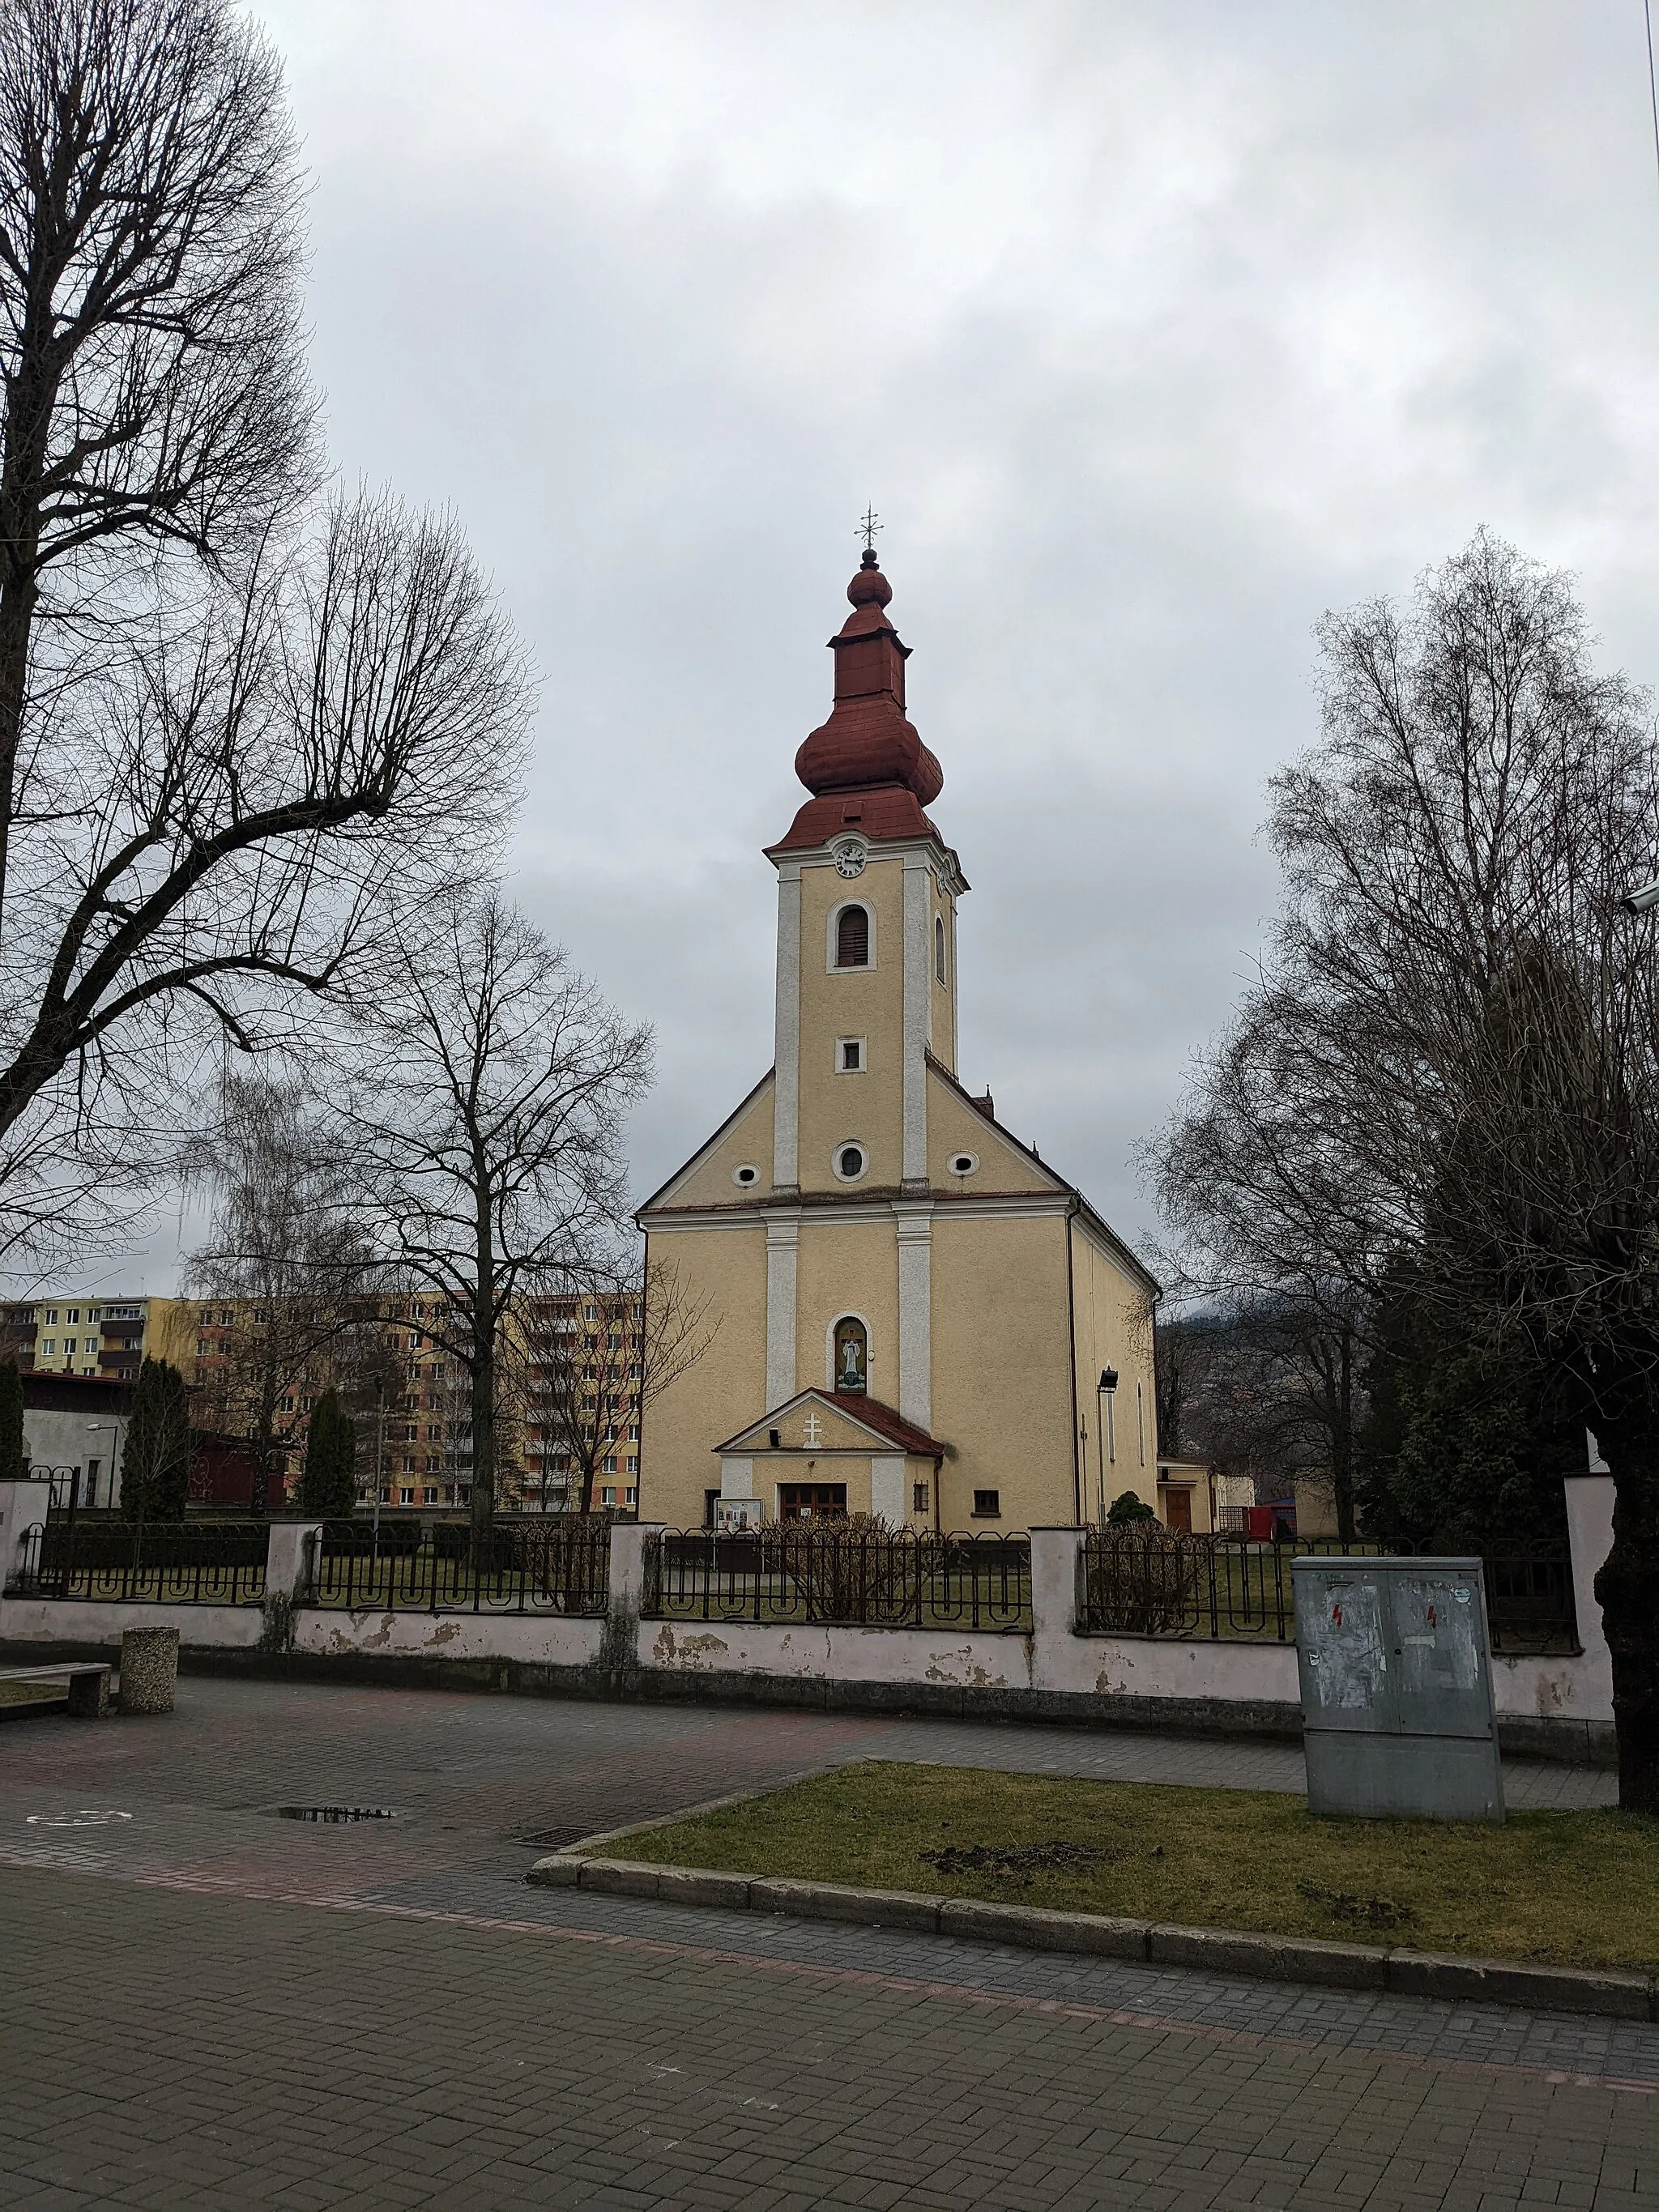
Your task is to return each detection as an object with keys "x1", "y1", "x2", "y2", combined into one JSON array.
[
  {"x1": 927, "y1": 1072, "x2": 1056, "y2": 1194},
  {"x1": 795, "y1": 1217, "x2": 898, "y2": 1400},
  {"x1": 1068, "y1": 1217, "x2": 1157, "y2": 1524},
  {"x1": 797, "y1": 855, "x2": 906, "y2": 1193},
  {"x1": 929, "y1": 1210, "x2": 1077, "y2": 1531},
  {"x1": 638, "y1": 1223, "x2": 769, "y2": 1528},
  {"x1": 932, "y1": 876, "x2": 958, "y2": 1074},
  {"x1": 652, "y1": 1076, "x2": 775, "y2": 1211}
]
